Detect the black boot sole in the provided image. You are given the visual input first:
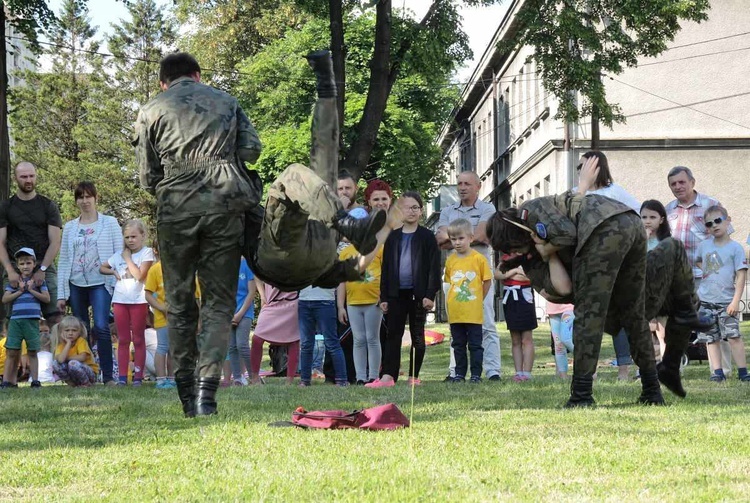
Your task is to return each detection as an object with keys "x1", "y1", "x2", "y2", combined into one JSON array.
[
  {"x1": 564, "y1": 398, "x2": 595, "y2": 408},
  {"x1": 657, "y1": 362, "x2": 687, "y2": 398},
  {"x1": 357, "y1": 210, "x2": 386, "y2": 255}
]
